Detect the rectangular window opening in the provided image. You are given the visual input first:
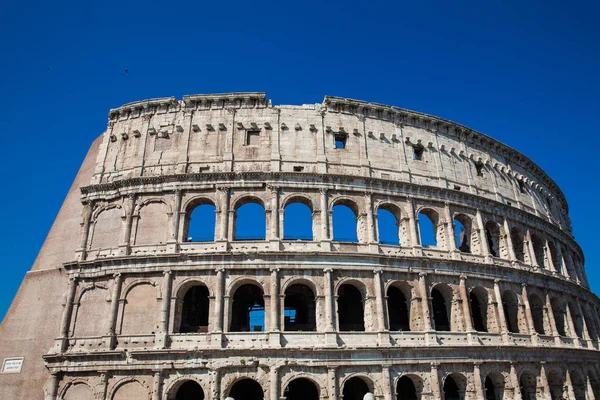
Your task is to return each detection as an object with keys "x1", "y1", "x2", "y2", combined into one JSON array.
[
  {"x1": 293, "y1": 166, "x2": 304, "y2": 172},
  {"x1": 413, "y1": 145, "x2": 424, "y2": 160},
  {"x1": 246, "y1": 130, "x2": 260, "y2": 145},
  {"x1": 334, "y1": 133, "x2": 347, "y2": 149},
  {"x1": 518, "y1": 180, "x2": 526, "y2": 194},
  {"x1": 454, "y1": 185, "x2": 461, "y2": 191}
]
